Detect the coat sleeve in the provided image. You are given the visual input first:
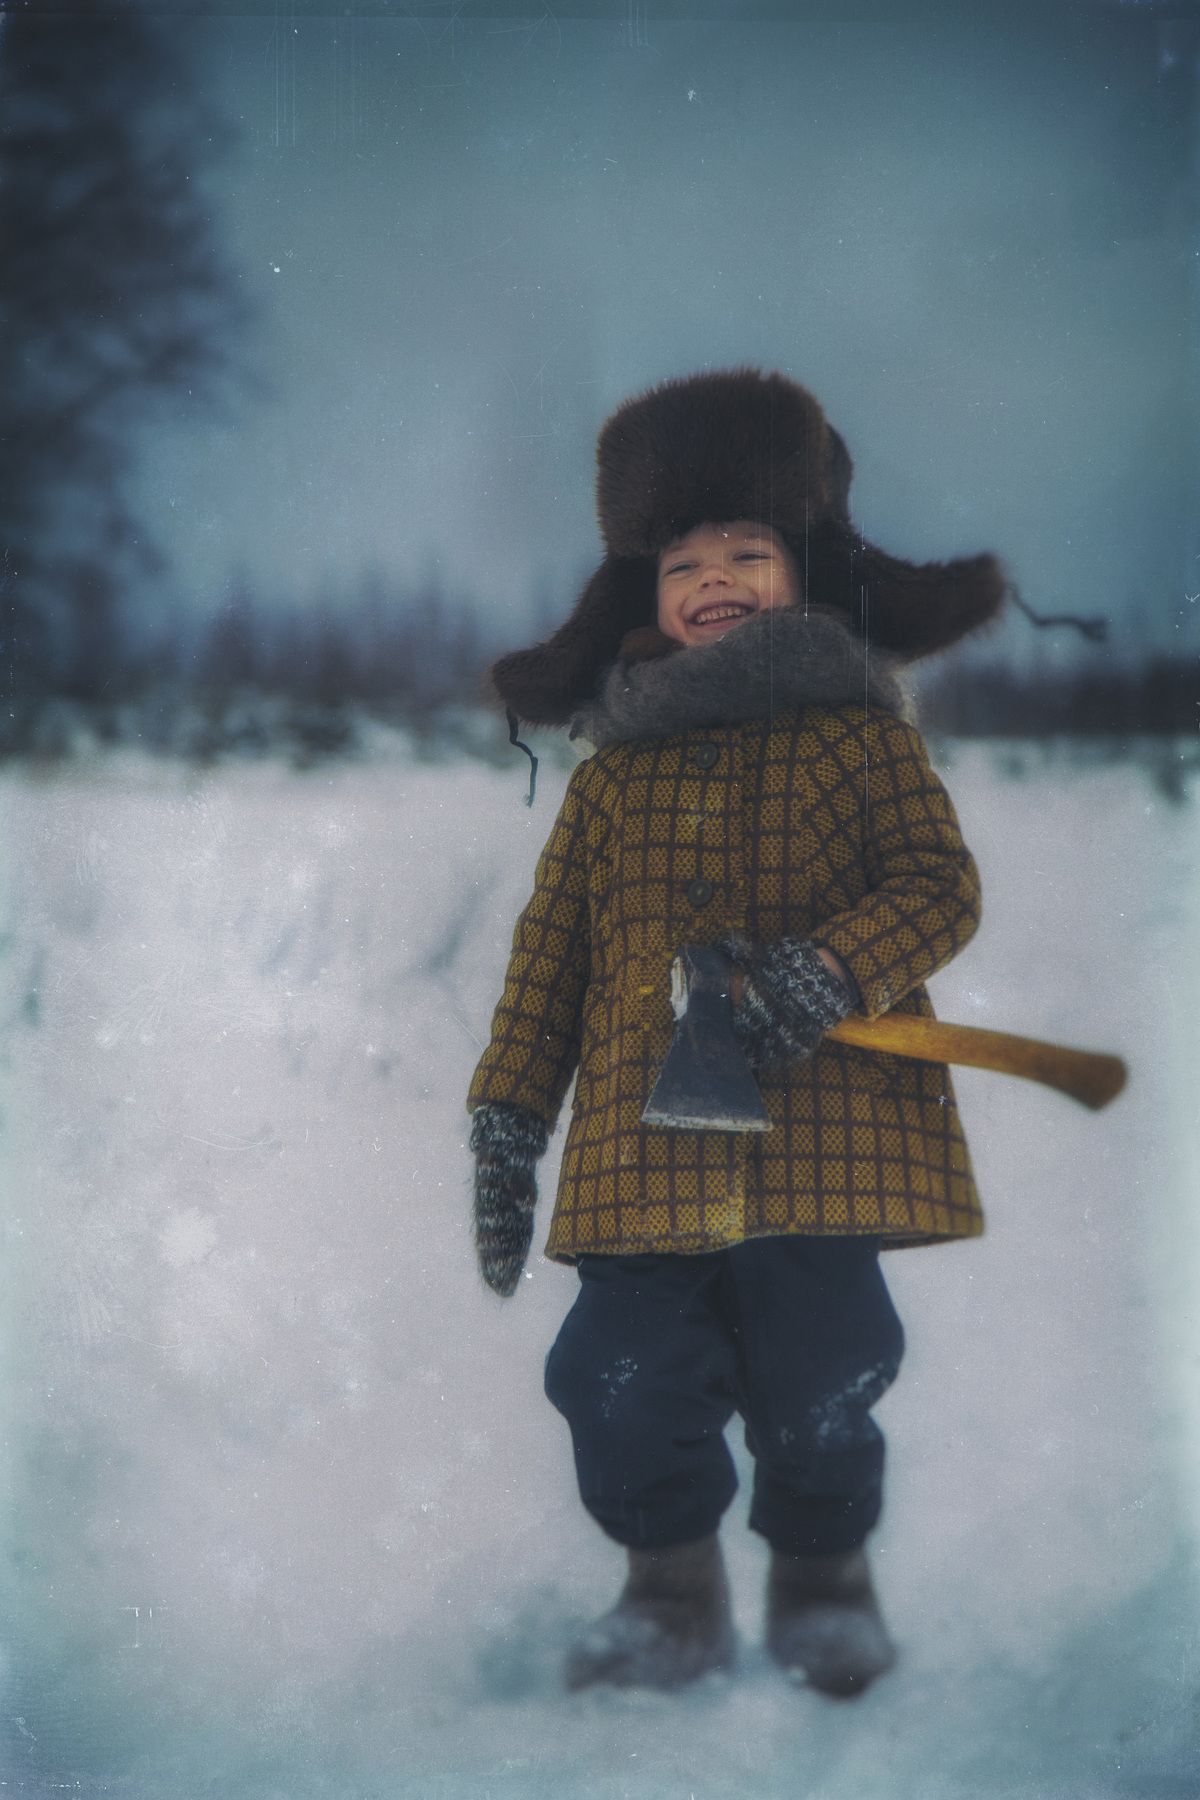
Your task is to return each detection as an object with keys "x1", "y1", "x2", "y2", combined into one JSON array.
[
  {"x1": 812, "y1": 712, "x2": 981, "y2": 1019},
  {"x1": 466, "y1": 760, "x2": 598, "y2": 1131}
]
